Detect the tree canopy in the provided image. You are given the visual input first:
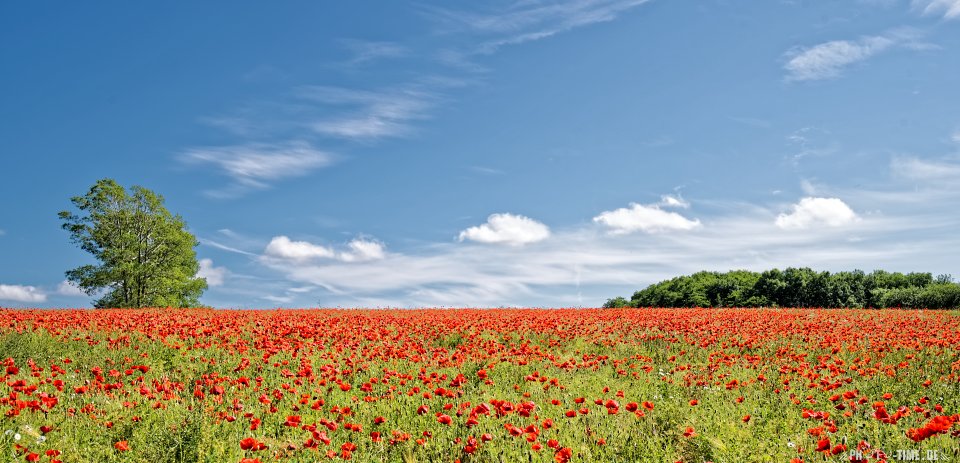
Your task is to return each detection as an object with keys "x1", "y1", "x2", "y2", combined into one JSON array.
[
  {"x1": 59, "y1": 179, "x2": 207, "y2": 308},
  {"x1": 605, "y1": 268, "x2": 960, "y2": 309}
]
